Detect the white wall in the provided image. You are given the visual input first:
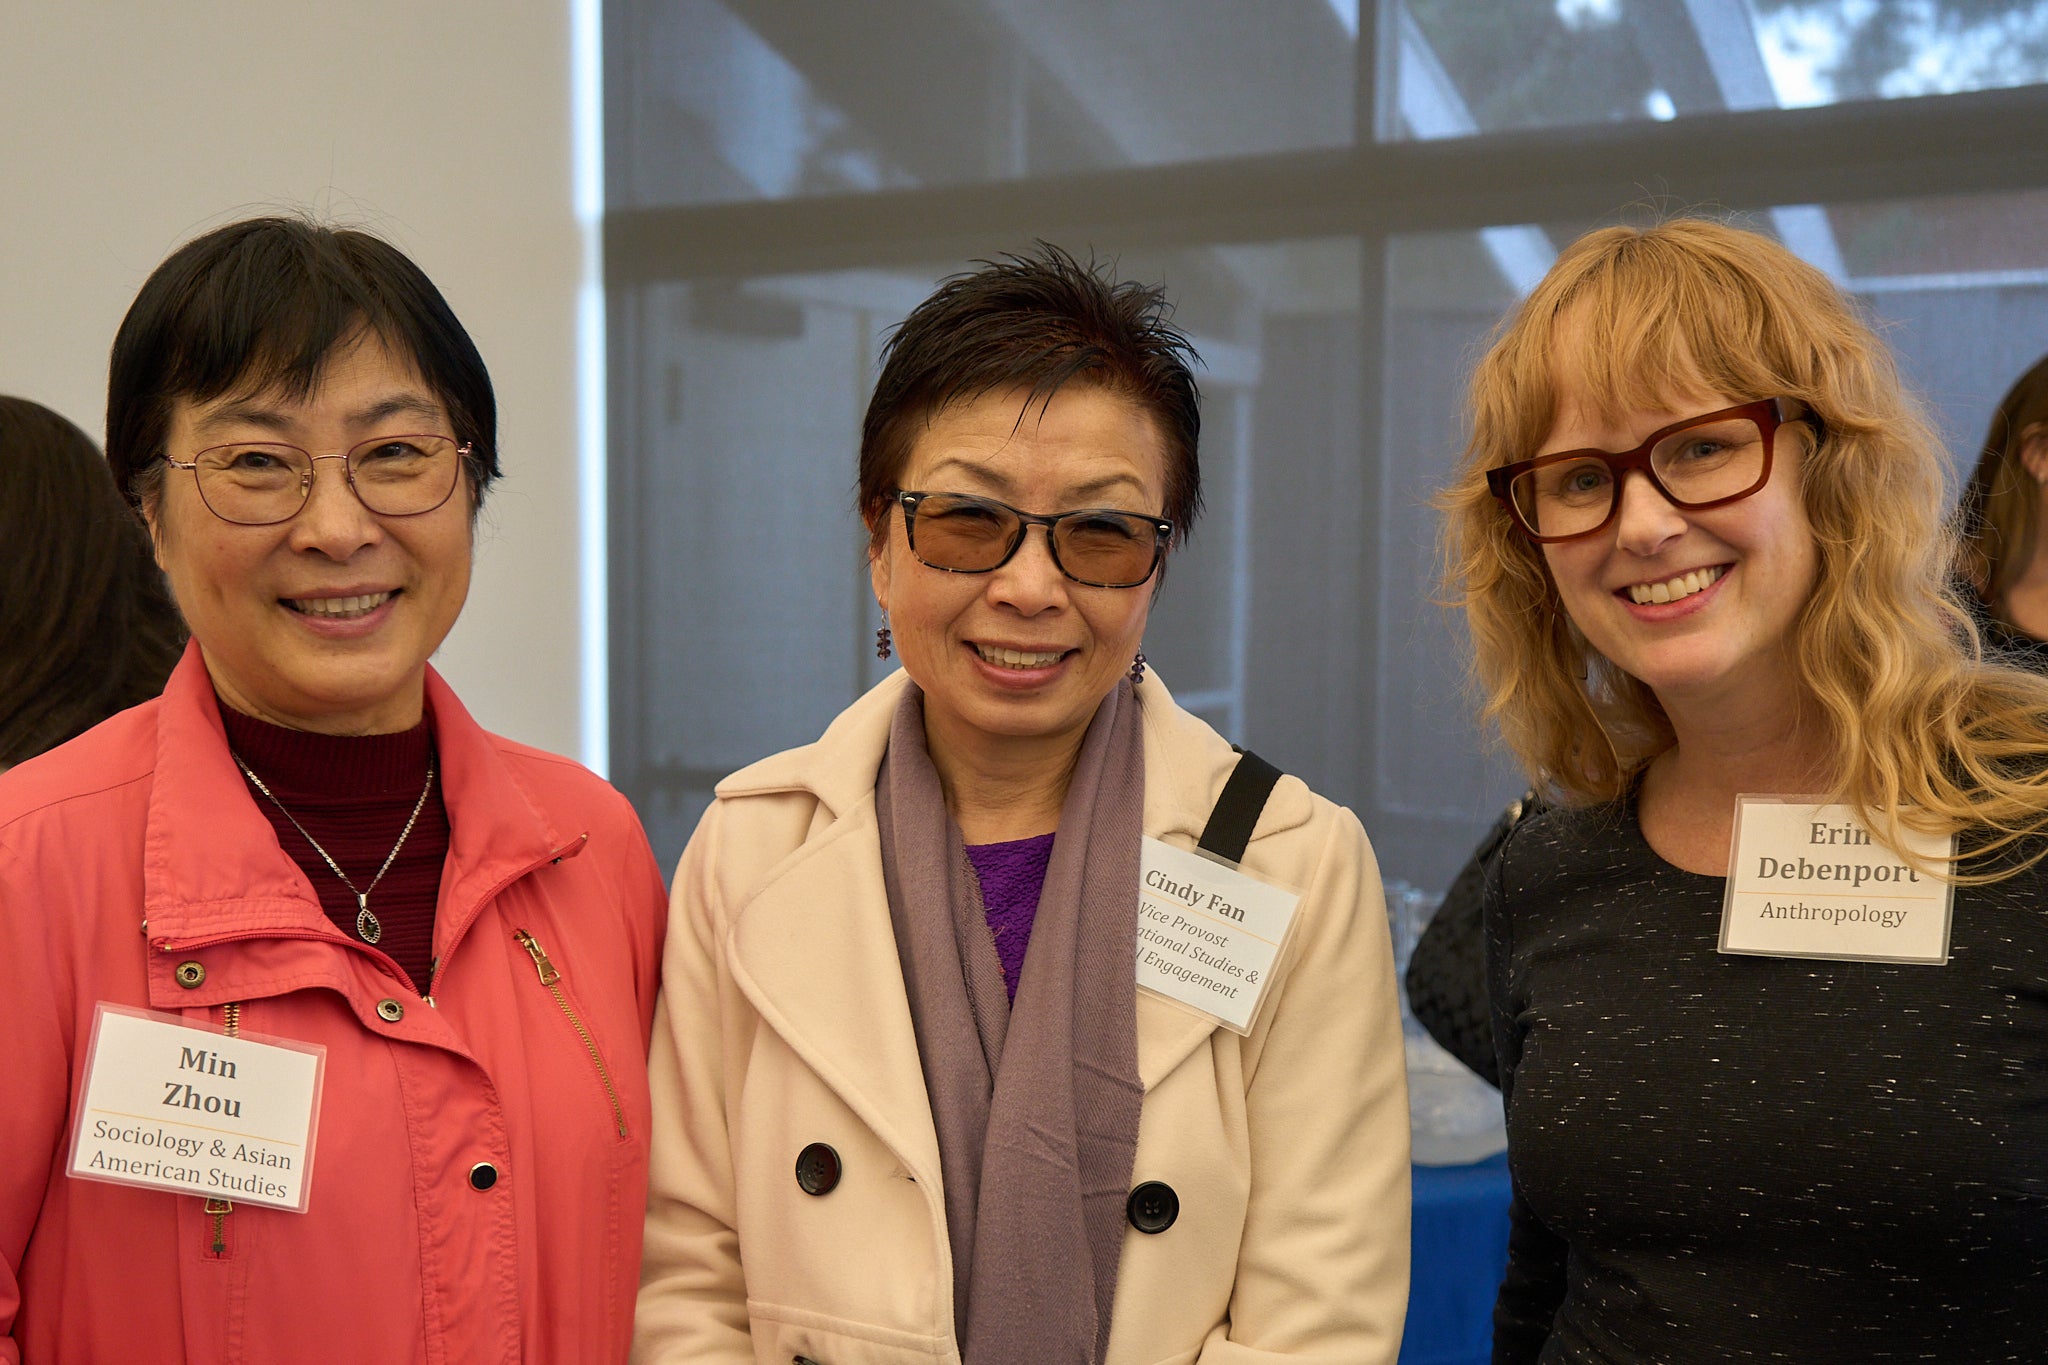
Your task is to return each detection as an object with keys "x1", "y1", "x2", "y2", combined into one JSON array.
[{"x1": 1, "y1": 1, "x2": 585, "y2": 757}]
